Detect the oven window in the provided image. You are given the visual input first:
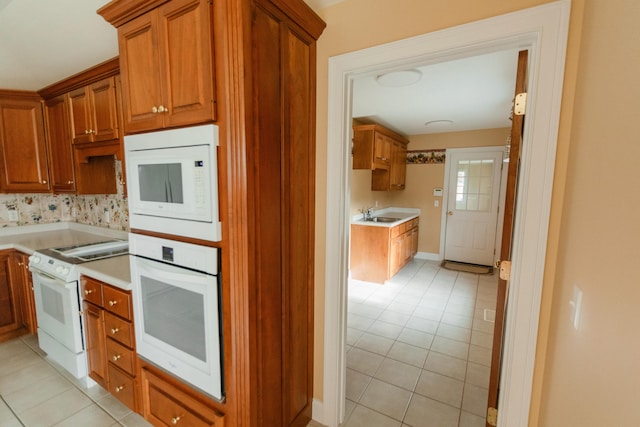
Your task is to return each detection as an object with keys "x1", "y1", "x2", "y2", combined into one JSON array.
[
  {"x1": 140, "y1": 276, "x2": 206, "y2": 361},
  {"x1": 138, "y1": 163, "x2": 184, "y2": 204},
  {"x1": 42, "y1": 286, "x2": 65, "y2": 324}
]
